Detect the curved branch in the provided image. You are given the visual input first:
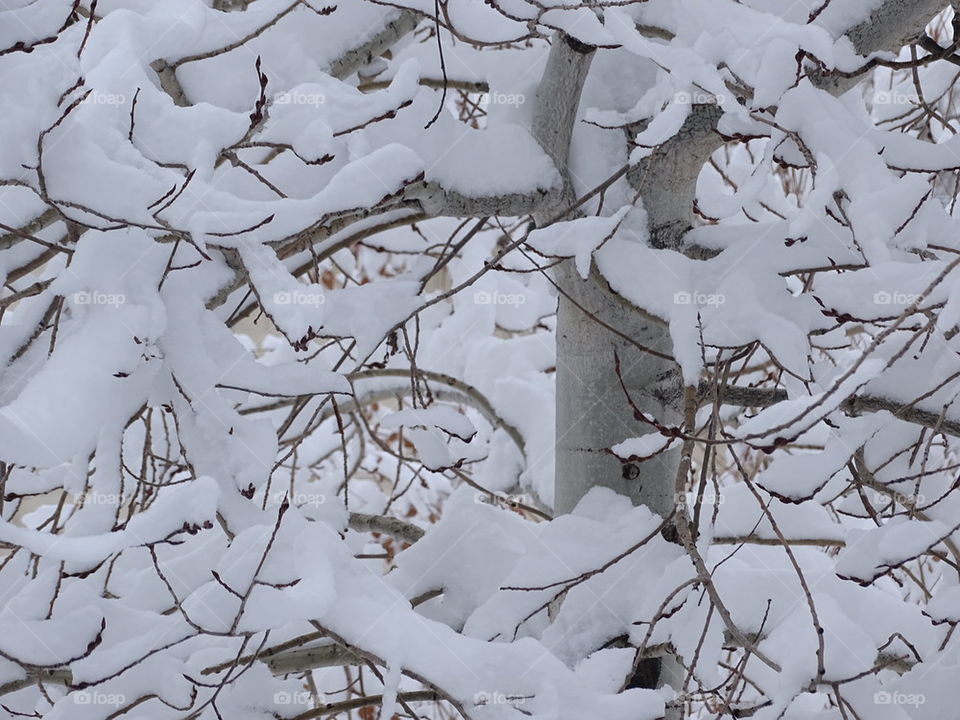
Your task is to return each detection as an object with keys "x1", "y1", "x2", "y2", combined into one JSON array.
[
  {"x1": 349, "y1": 368, "x2": 527, "y2": 455},
  {"x1": 240, "y1": 368, "x2": 527, "y2": 460}
]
